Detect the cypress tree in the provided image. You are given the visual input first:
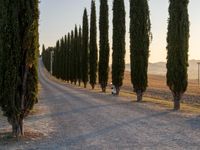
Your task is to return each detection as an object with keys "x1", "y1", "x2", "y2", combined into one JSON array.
[
  {"x1": 60, "y1": 37, "x2": 65, "y2": 79},
  {"x1": 42, "y1": 44, "x2": 45, "y2": 56},
  {"x1": 82, "y1": 9, "x2": 89, "y2": 88},
  {"x1": 112, "y1": 0, "x2": 126, "y2": 95},
  {"x1": 0, "y1": 0, "x2": 39, "y2": 137},
  {"x1": 77, "y1": 26, "x2": 82, "y2": 86},
  {"x1": 52, "y1": 43, "x2": 57, "y2": 77},
  {"x1": 166, "y1": 0, "x2": 189, "y2": 110},
  {"x1": 55, "y1": 40, "x2": 60, "y2": 78},
  {"x1": 0, "y1": 0, "x2": 4, "y2": 100},
  {"x1": 70, "y1": 30, "x2": 74, "y2": 83},
  {"x1": 89, "y1": 0, "x2": 98, "y2": 89},
  {"x1": 99, "y1": 0, "x2": 110, "y2": 92},
  {"x1": 130, "y1": 0, "x2": 151, "y2": 102},
  {"x1": 66, "y1": 33, "x2": 71, "y2": 82},
  {"x1": 64, "y1": 35, "x2": 68, "y2": 81},
  {"x1": 74, "y1": 25, "x2": 78, "y2": 85}
]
